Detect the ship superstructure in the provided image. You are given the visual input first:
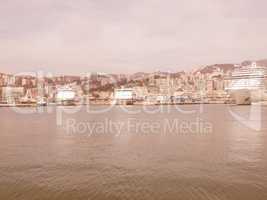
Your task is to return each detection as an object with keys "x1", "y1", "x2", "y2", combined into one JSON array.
[{"x1": 226, "y1": 62, "x2": 266, "y2": 90}]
